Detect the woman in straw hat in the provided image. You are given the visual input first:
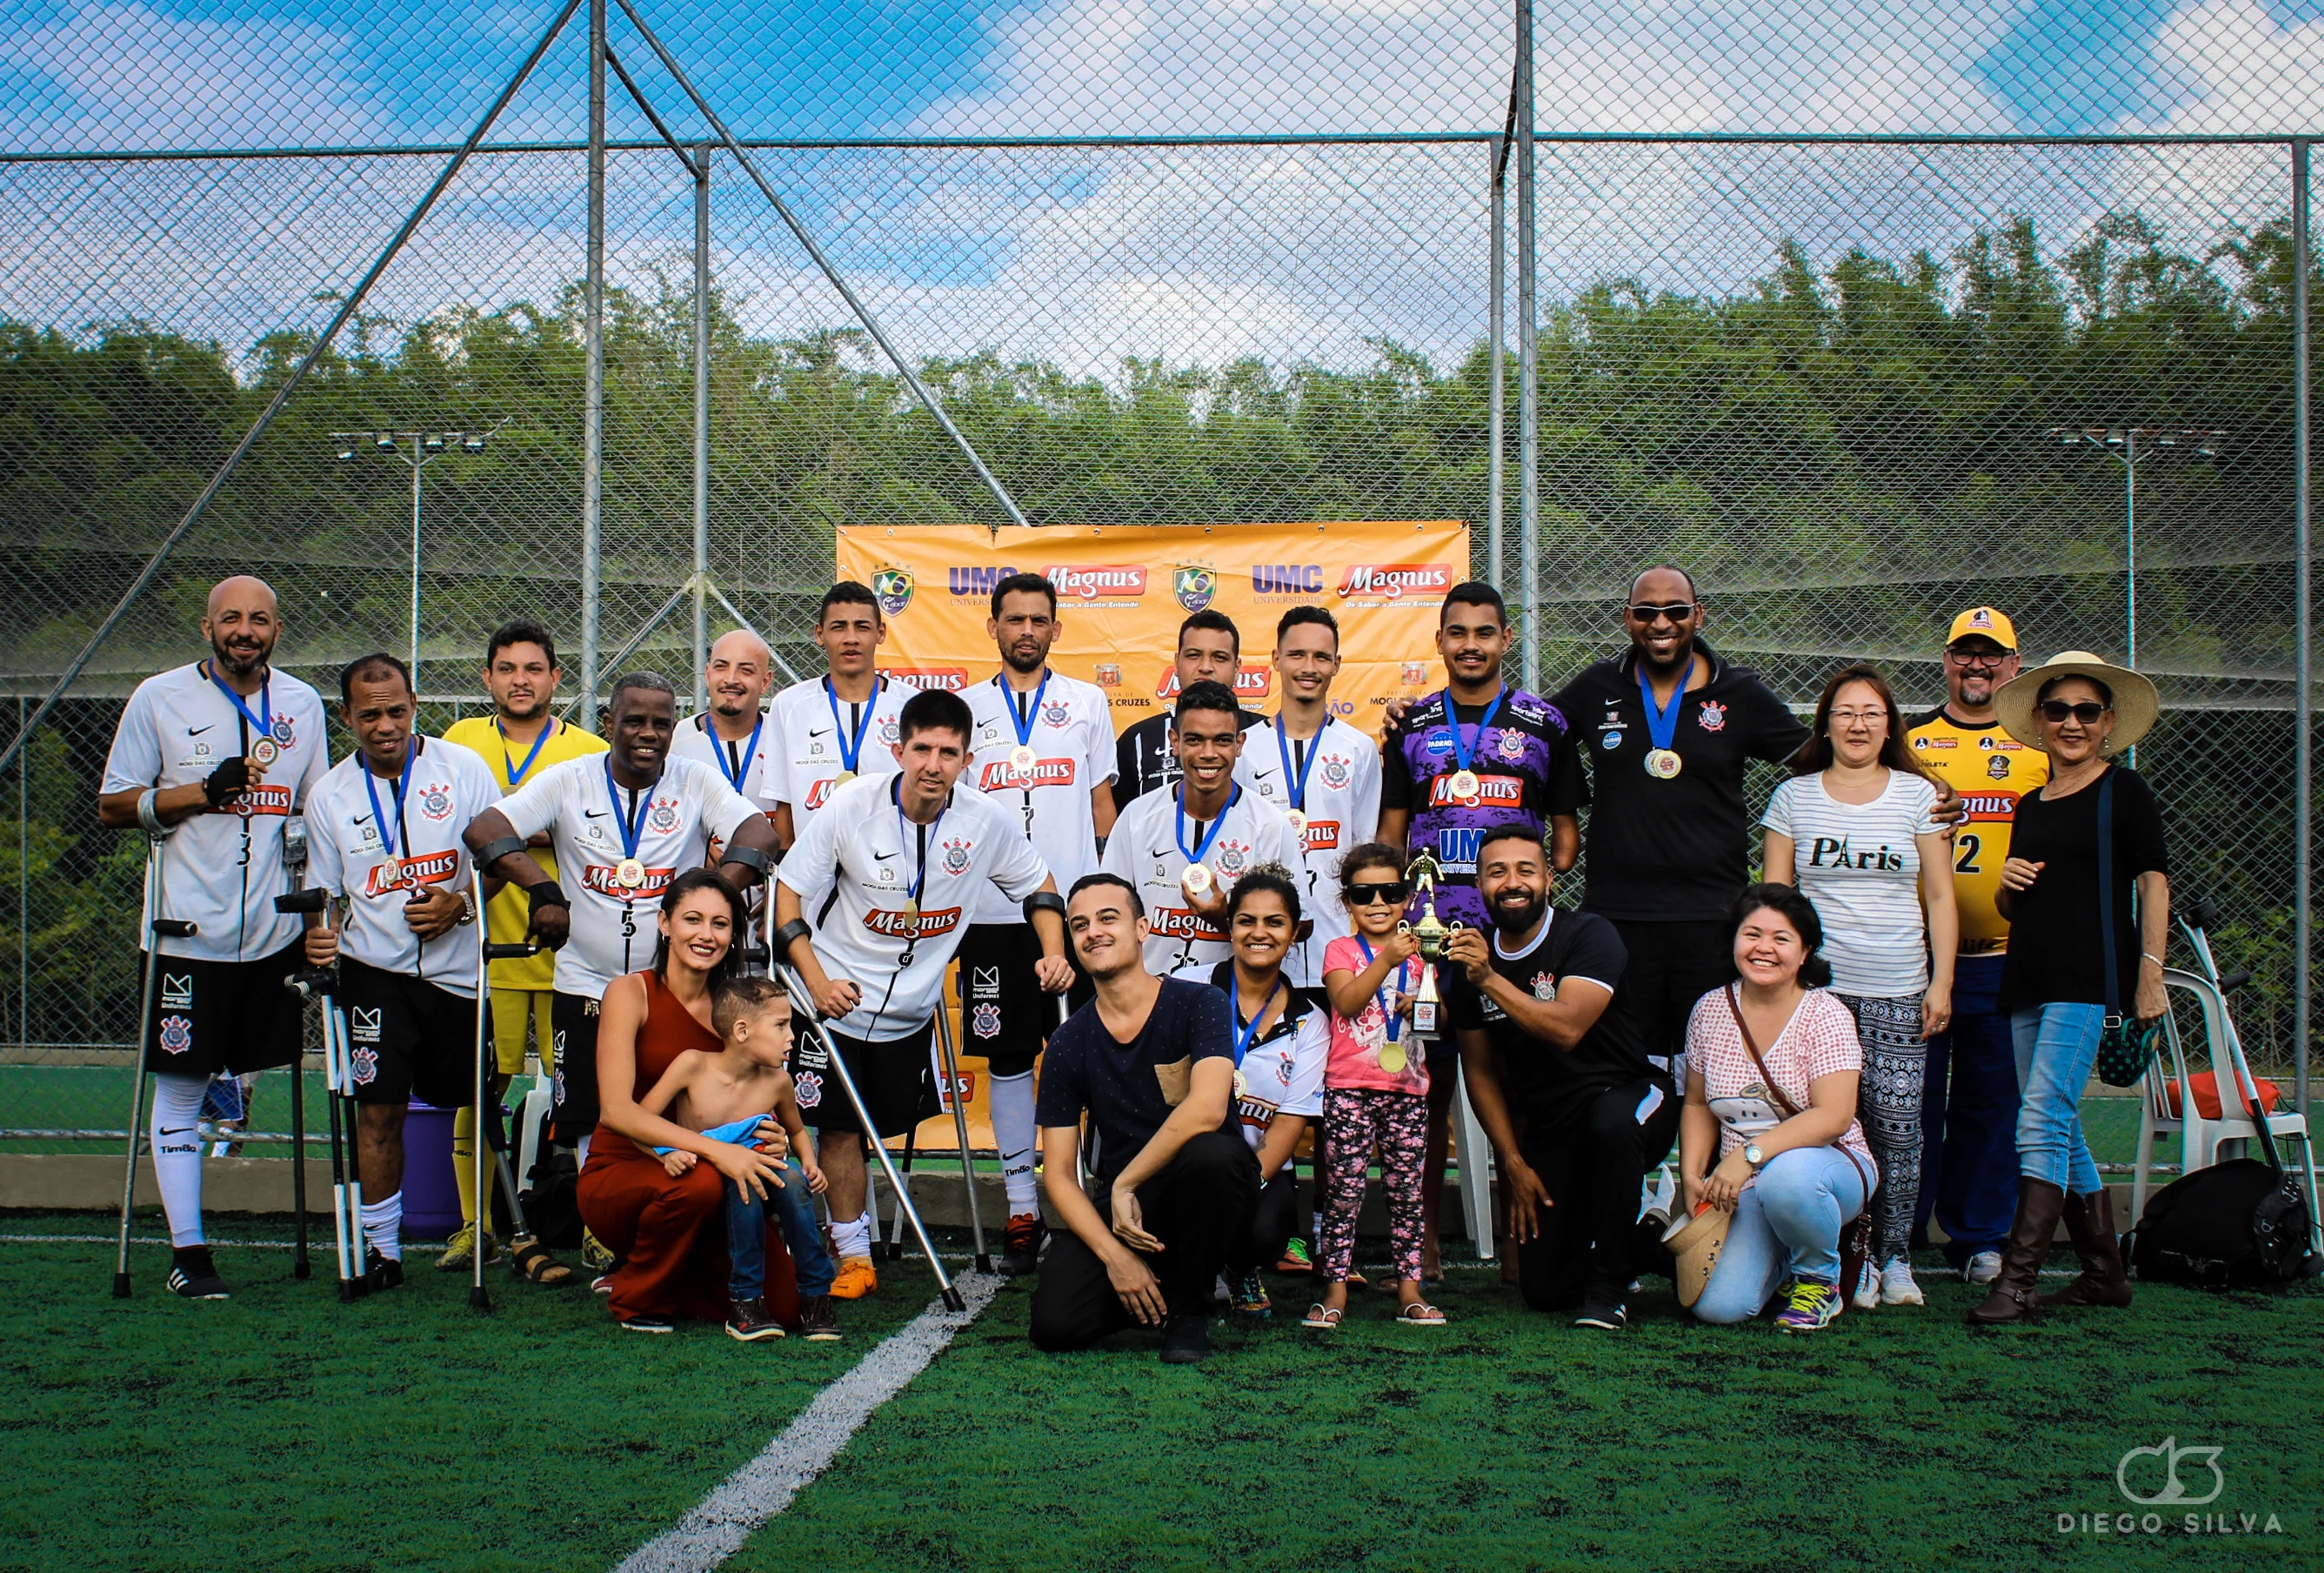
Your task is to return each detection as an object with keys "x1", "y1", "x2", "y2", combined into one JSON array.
[{"x1": 1971, "y1": 651, "x2": 2169, "y2": 1326}]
